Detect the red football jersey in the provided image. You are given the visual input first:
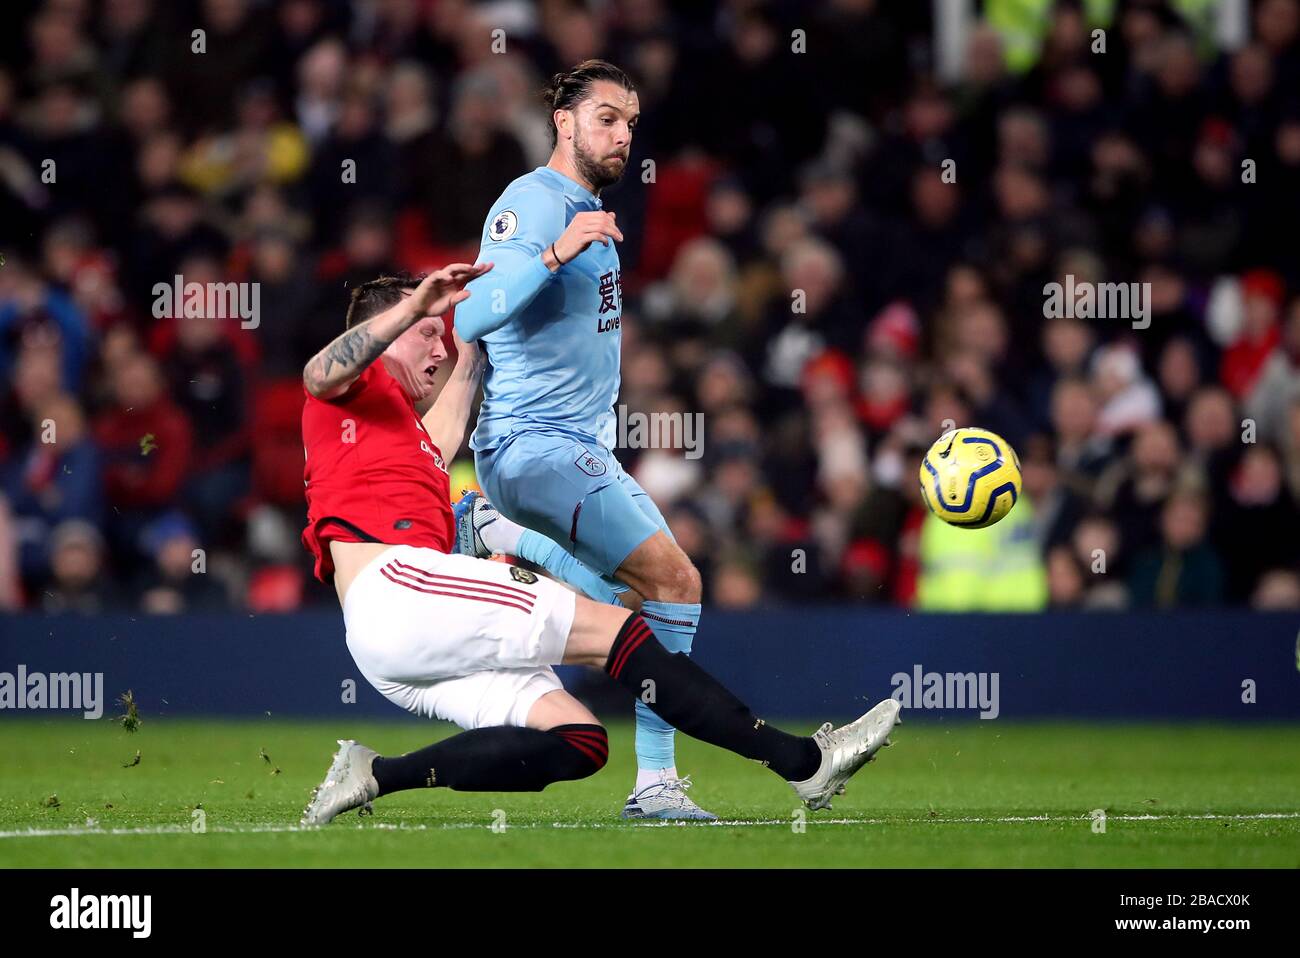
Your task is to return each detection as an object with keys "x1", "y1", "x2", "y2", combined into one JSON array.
[{"x1": 302, "y1": 361, "x2": 454, "y2": 582}]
